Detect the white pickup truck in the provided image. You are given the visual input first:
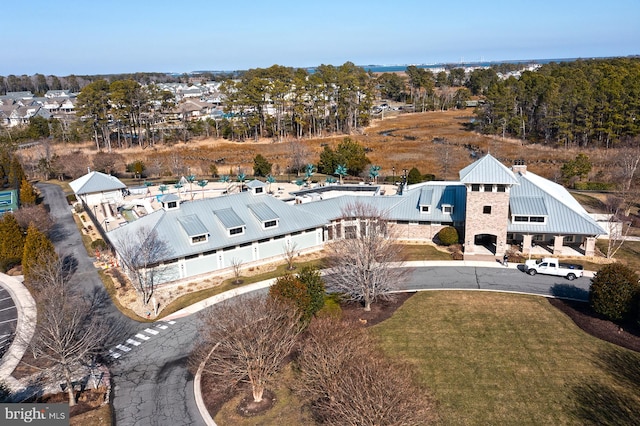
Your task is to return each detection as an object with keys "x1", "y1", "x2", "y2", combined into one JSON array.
[{"x1": 524, "y1": 258, "x2": 583, "y2": 281}]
